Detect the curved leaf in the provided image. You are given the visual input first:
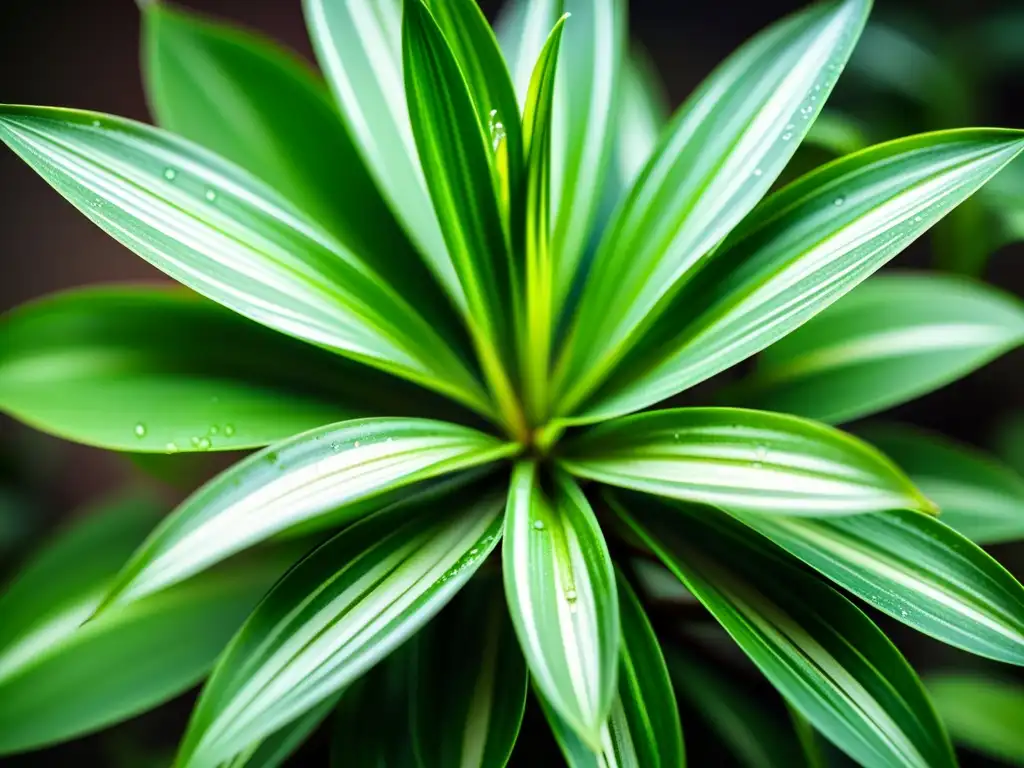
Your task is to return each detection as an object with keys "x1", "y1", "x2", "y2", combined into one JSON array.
[
  {"x1": 863, "y1": 423, "x2": 1024, "y2": 545},
  {"x1": 0, "y1": 105, "x2": 491, "y2": 417},
  {"x1": 577, "y1": 129, "x2": 1024, "y2": 423},
  {"x1": 614, "y1": 492, "x2": 956, "y2": 768},
  {"x1": 0, "y1": 497, "x2": 281, "y2": 755},
  {"x1": 177, "y1": 481, "x2": 504, "y2": 767},
  {"x1": 733, "y1": 273, "x2": 1024, "y2": 424},
  {"x1": 562, "y1": 408, "x2": 930, "y2": 516},
  {"x1": 105, "y1": 418, "x2": 516, "y2": 606},
  {"x1": 495, "y1": 0, "x2": 562, "y2": 108},
  {"x1": 734, "y1": 507, "x2": 1024, "y2": 664},
  {"x1": 411, "y1": 574, "x2": 527, "y2": 768},
  {"x1": 403, "y1": 0, "x2": 523, "y2": 439},
  {"x1": 301, "y1": 0, "x2": 456, "y2": 304},
  {"x1": 503, "y1": 464, "x2": 619, "y2": 748},
  {"x1": 556, "y1": 0, "x2": 871, "y2": 415},
  {"x1": 222, "y1": 695, "x2": 339, "y2": 768},
  {"x1": 926, "y1": 673, "x2": 1024, "y2": 764},
  {"x1": 0, "y1": 286, "x2": 466, "y2": 452}
]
